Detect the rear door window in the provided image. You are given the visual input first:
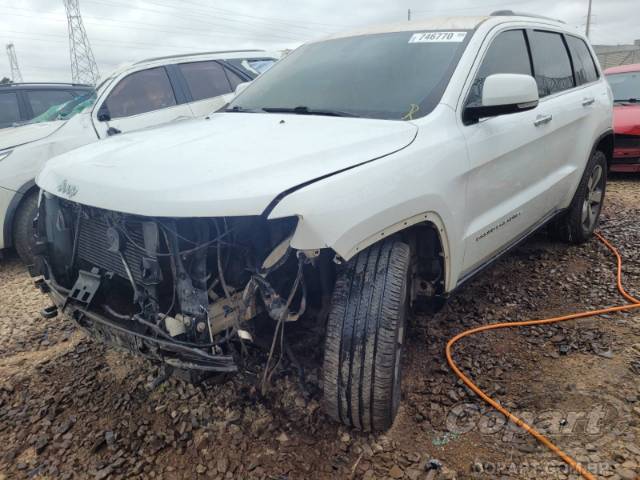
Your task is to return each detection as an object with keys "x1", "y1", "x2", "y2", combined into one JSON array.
[
  {"x1": 26, "y1": 90, "x2": 75, "y2": 116},
  {"x1": 467, "y1": 29, "x2": 532, "y2": 106},
  {"x1": 0, "y1": 91, "x2": 21, "y2": 126},
  {"x1": 566, "y1": 36, "x2": 599, "y2": 85},
  {"x1": 529, "y1": 30, "x2": 575, "y2": 97},
  {"x1": 178, "y1": 61, "x2": 233, "y2": 102},
  {"x1": 104, "y1": 67, "x2": 177, "y2": 118}
]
